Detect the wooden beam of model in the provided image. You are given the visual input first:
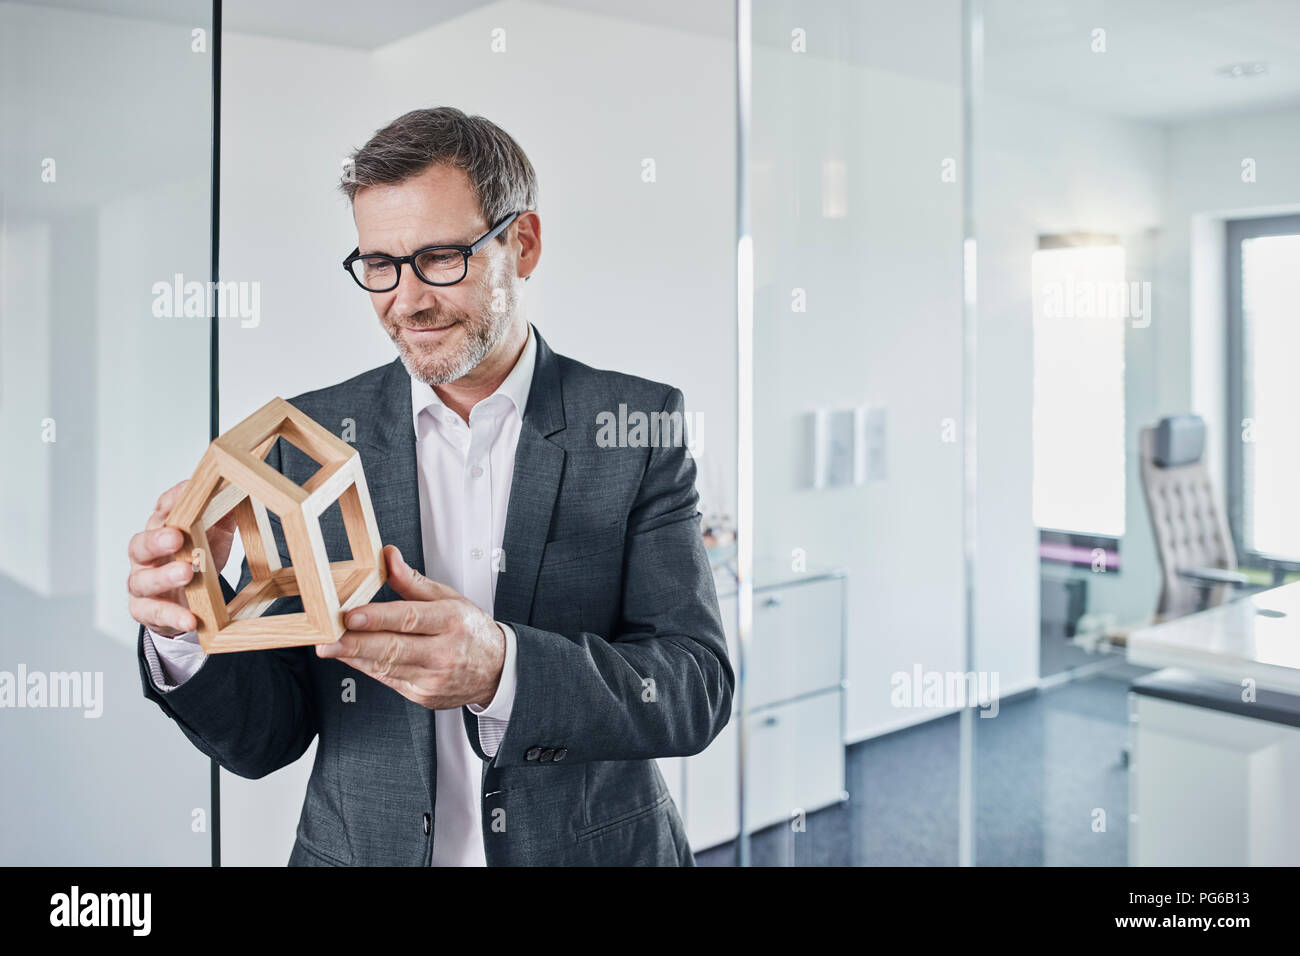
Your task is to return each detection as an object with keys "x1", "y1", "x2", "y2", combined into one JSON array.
[{"x1": 165, "y1": 397, "x2": 387, "y2": 653}]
